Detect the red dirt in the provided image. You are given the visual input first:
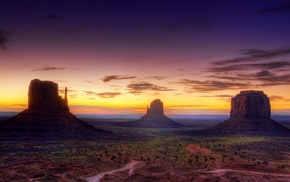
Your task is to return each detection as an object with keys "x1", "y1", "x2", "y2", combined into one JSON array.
[
  {"x1": 186, "y1": 144, "x2": 212, "y2": 155},
  {"x1": 186, "y1": 144, "x2": 290, "y2": 181}
]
